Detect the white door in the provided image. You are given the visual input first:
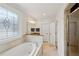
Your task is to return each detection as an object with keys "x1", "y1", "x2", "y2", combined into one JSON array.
[
  {"x1": 41, "y1": 23, "x2": 49, "y2": 42},
  {"x1": 49, "y1": 22, "x2": 56, "y2": 46}
]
